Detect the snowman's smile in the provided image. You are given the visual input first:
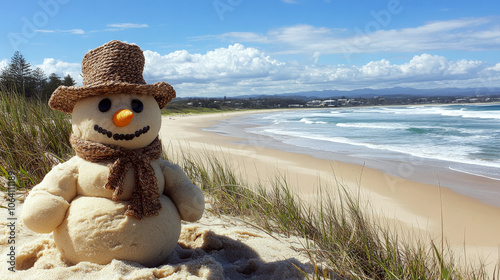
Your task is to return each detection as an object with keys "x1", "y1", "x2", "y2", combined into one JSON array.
[{"x1": 93, "y1": 124, "x2": 151, "y2": 141}]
